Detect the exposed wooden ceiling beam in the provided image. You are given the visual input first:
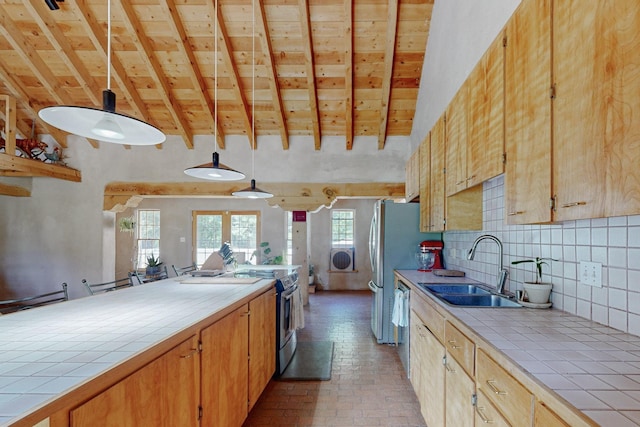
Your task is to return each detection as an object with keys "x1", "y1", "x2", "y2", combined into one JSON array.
[
  {"x1": 103, "y1": 181, "x2": 405, "y2": 212},
  {"x1": 1, "y1": 96, "x2": 16, "y2": 156},
  {"x1": 344, "y1": 0, "x2": 354, "y2": 150},
  {"x1": 216, "y1": 2, "x2": 254, "y2": 149},
  {"x1": 115, "y1": 0, "x2": 194, "y2": 148},
  {"x1": 22, "y1": 1, "x2": 101, "y2": 106},
  {"x1": 377, "y1": 0, "x2": 399, "y2": 150},
  {"x1": 299, "y1": 0, "x2": 321, "y2": 150},
  {"x1": 0, "y1": 6, "x2": 67, "y2": 105},
  {"x1": 161, "y1": 0, "x2": 217, "y2": 145},
  {"x1": 256, "y1": 0, "x2": 289, "y2": 150},
  {"x1": 0, "y1": 65, "x2": 68, "y2": 147}
]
